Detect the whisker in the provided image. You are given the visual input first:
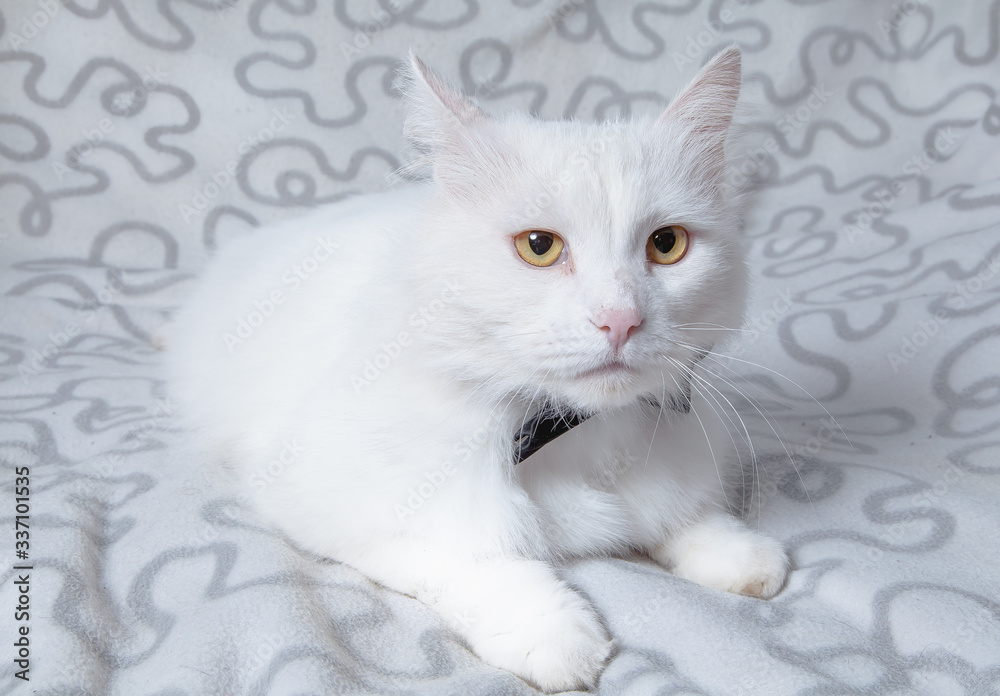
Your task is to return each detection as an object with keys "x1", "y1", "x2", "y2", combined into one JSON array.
[
  {"x1": 642, "y1": 372, "x2": 668, "y2": 473},
  {"x1": 672, "y1": 322, "x2": 802, "y2": 348},
  {"x1": 673, "y1": 339, "x2": 853, "y2": 449},
  {"x1": 669, "y1": 357, "x2": 749, "y2": 468},
  {"x1": 680, "y1": 365, "x2": 764, "y2": 525},
  {"x1": 666, "y1": 369, "x2": 731, "y2": 513},
  {"x1": 676, "y1": 362, "x2": 761, "y2": 514},
  {"x1": 669, "y1": 358, "x2": 749, "y2": 518},
  {"x1": 691, "y1": 358, "x2": 818, "y2": 520}
]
